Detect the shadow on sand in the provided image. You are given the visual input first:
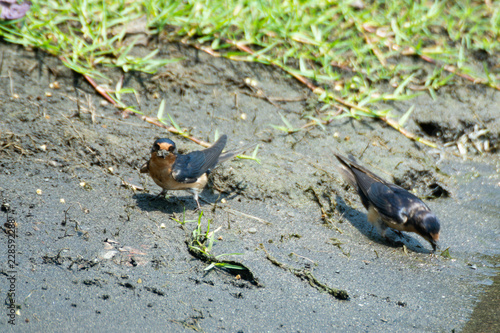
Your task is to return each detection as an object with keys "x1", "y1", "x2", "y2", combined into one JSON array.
[{"x1": 133, "y1": 187, "x2": 241, "y2": 215}]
